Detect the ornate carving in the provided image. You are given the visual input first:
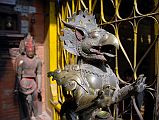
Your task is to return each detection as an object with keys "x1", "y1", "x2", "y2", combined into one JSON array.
[
  {"x1": 14, "y1": 33, "x2": 42, "y2": 120},
  {"x1": 48, "y1": 10, "x2": 146, "y2": 120}
]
